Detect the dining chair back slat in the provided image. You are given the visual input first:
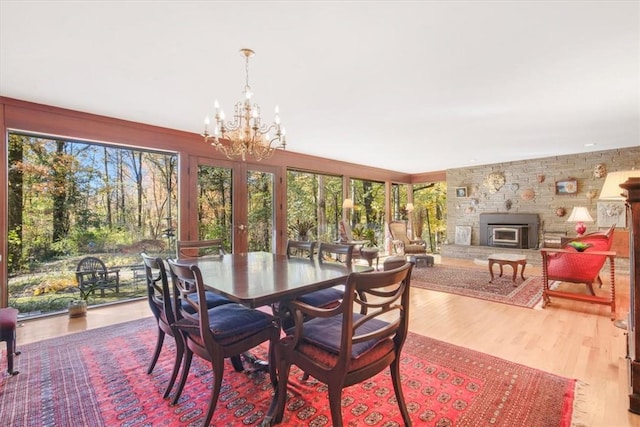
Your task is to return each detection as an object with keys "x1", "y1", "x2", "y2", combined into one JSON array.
[
  {"x1": 286, "y1": 240, "x2": 316, "y2": 260},
  {"x1": 317, "y1": 242, "x2": 354, "y2": 268},
  {"x1": 177, "y1": 239, "x2": 225, "y2": 258}
]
